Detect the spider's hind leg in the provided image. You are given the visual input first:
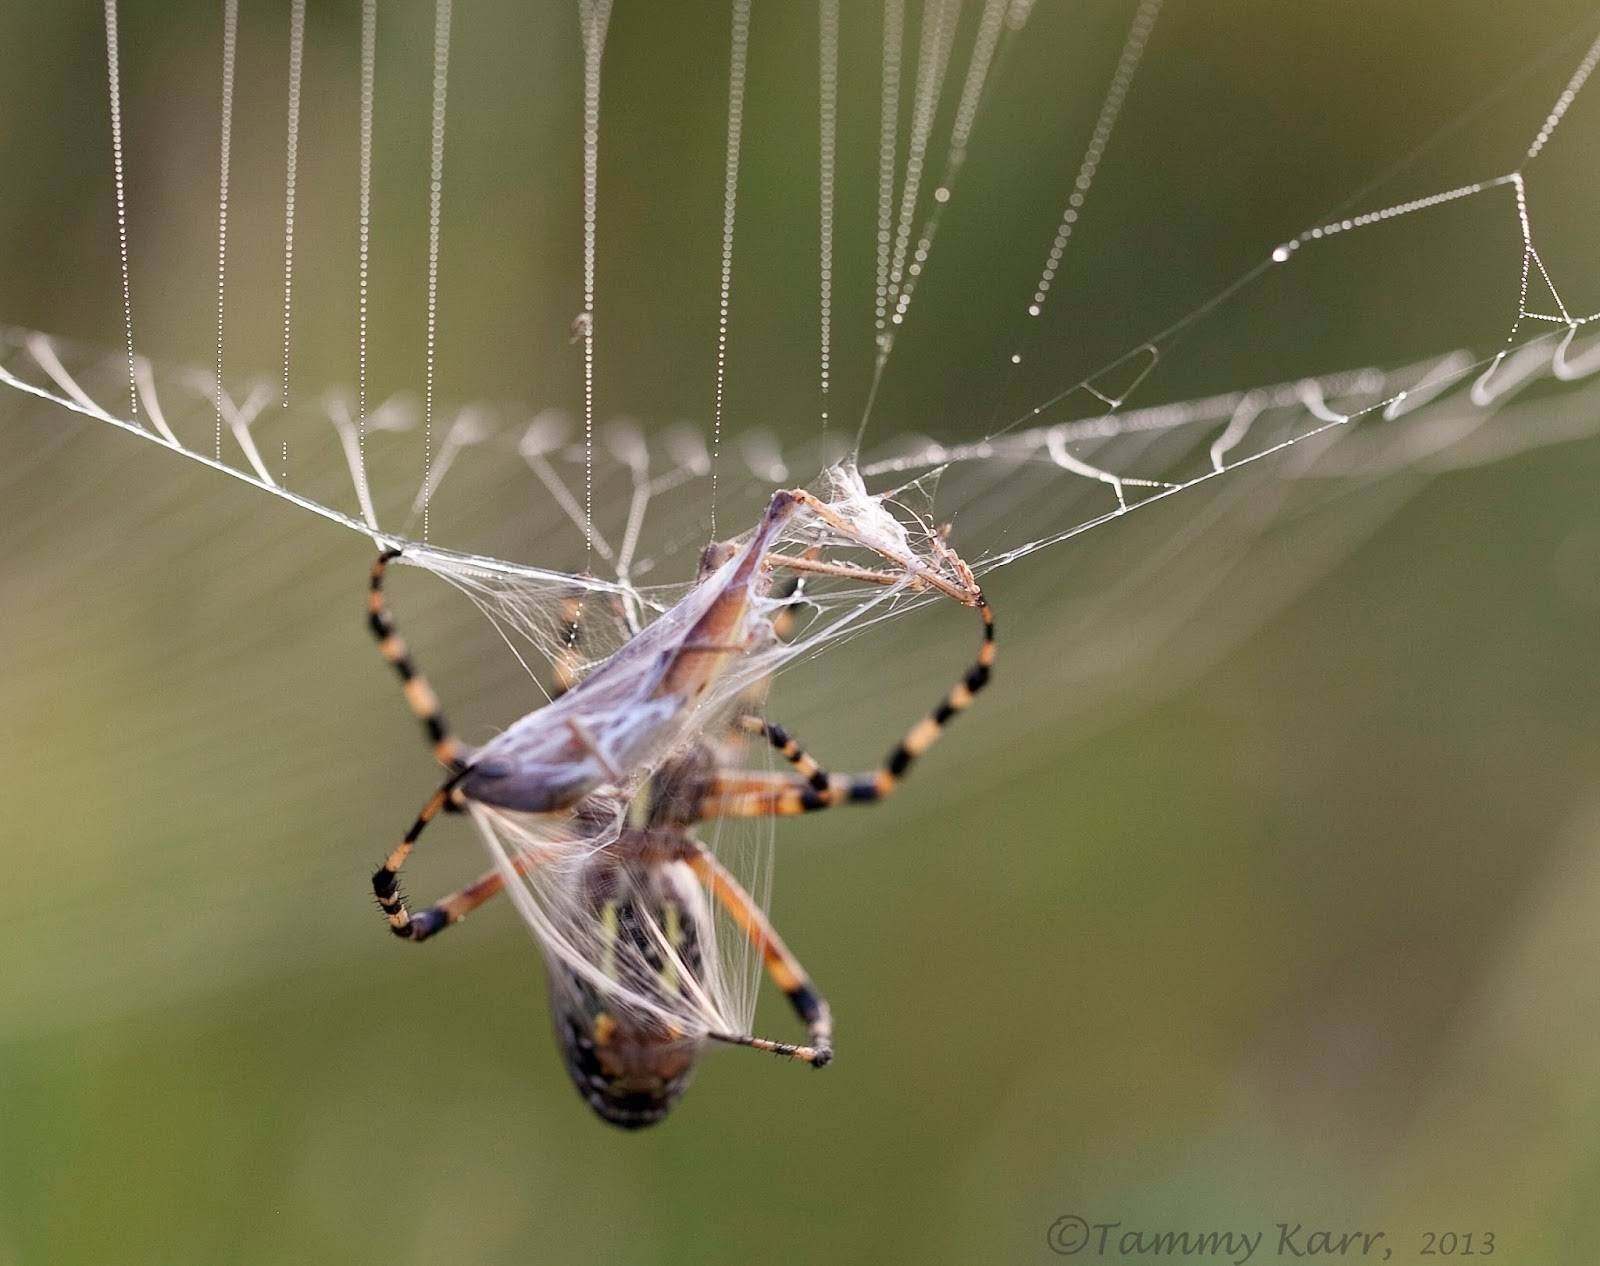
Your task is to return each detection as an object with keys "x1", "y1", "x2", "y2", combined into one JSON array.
[{"x1": 688, "y1": 844, "x2": 833, "y2": 1067}]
